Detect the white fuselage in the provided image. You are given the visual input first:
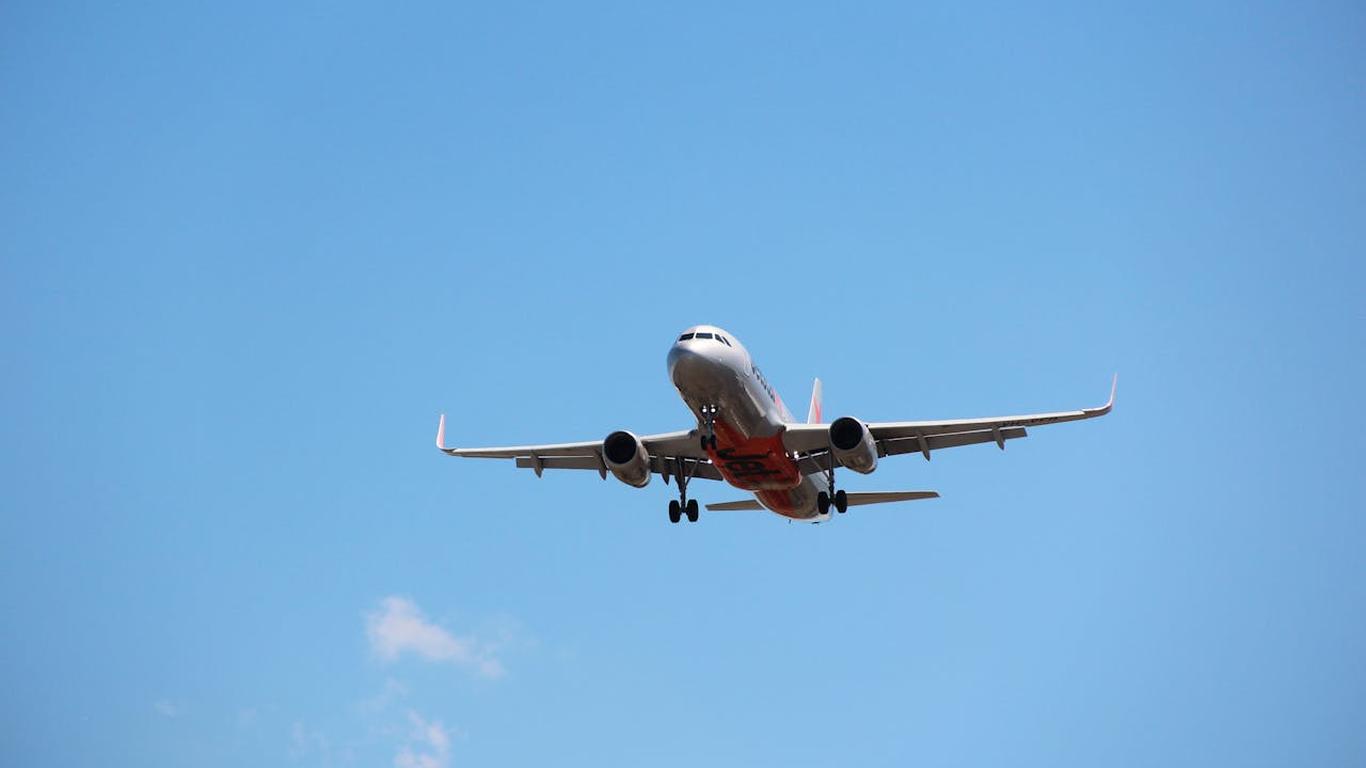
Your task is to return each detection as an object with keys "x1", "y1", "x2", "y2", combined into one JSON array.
[{"x1": 666, "y1": 325, "x2": 830, "y2": 520}]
